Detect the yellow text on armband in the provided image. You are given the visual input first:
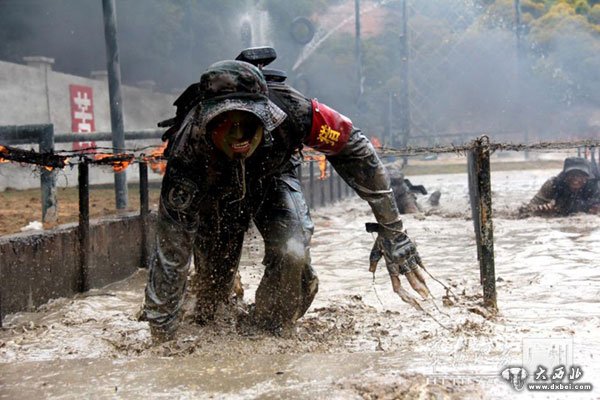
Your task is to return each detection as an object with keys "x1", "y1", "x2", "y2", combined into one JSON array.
[{"x1": 318, "y1": 125, "x2": 340, "y2": 146}]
